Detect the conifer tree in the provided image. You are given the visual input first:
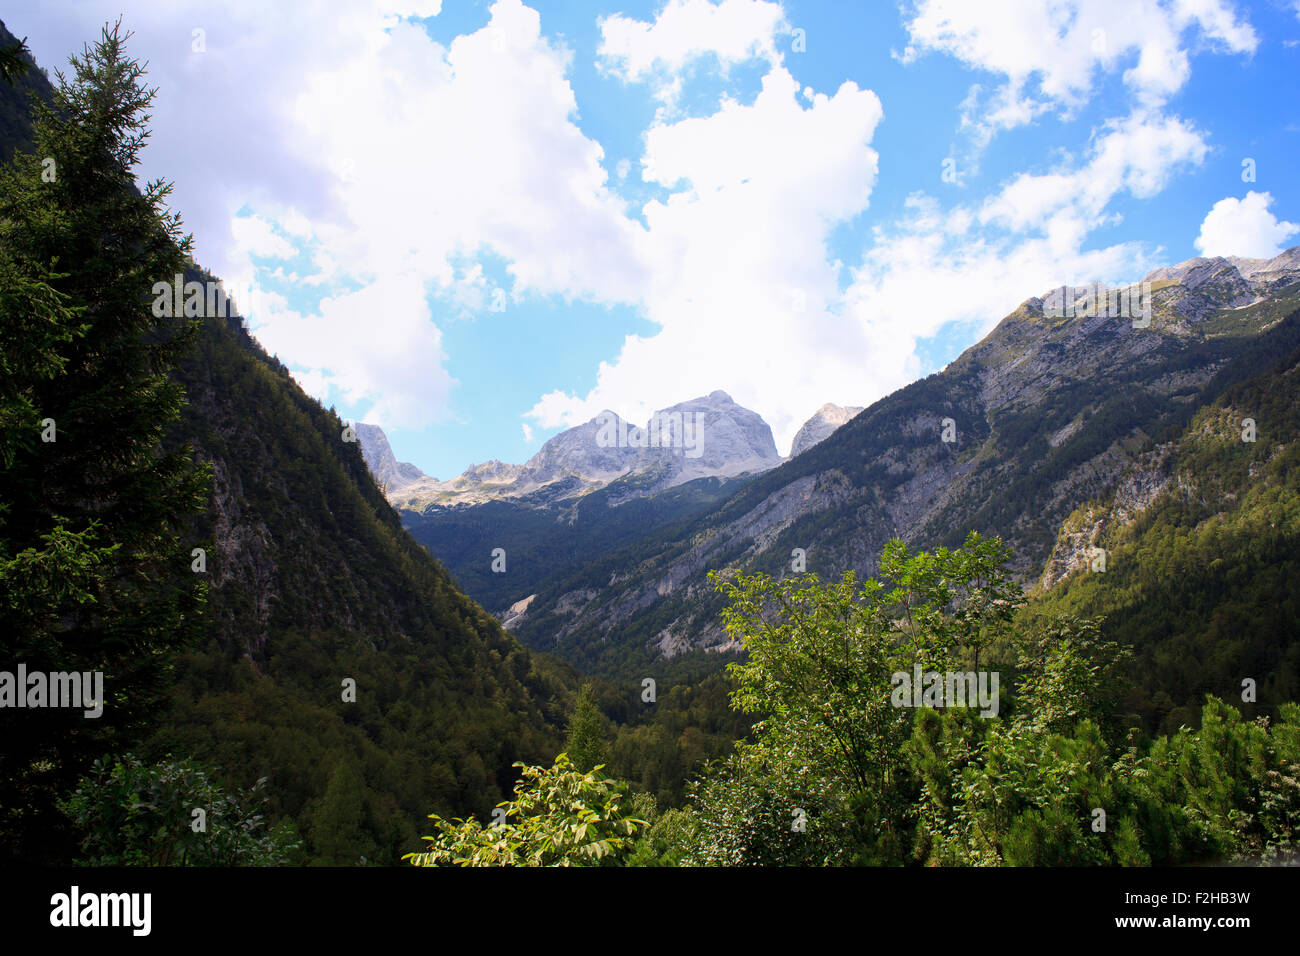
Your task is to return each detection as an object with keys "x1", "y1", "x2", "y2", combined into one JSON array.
[
  {"x1": 0, "y1": 19, "x2": 208, "y2": 862},
  {"x1": 564, "y1": 684, "x2": 609, "y2": 773},
  {"x1": 310, "y1": 757, "x2": 371, "y2": 865},
  {"x1": 0, "y1": 35, "x2": 31, "y2": 86}
]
